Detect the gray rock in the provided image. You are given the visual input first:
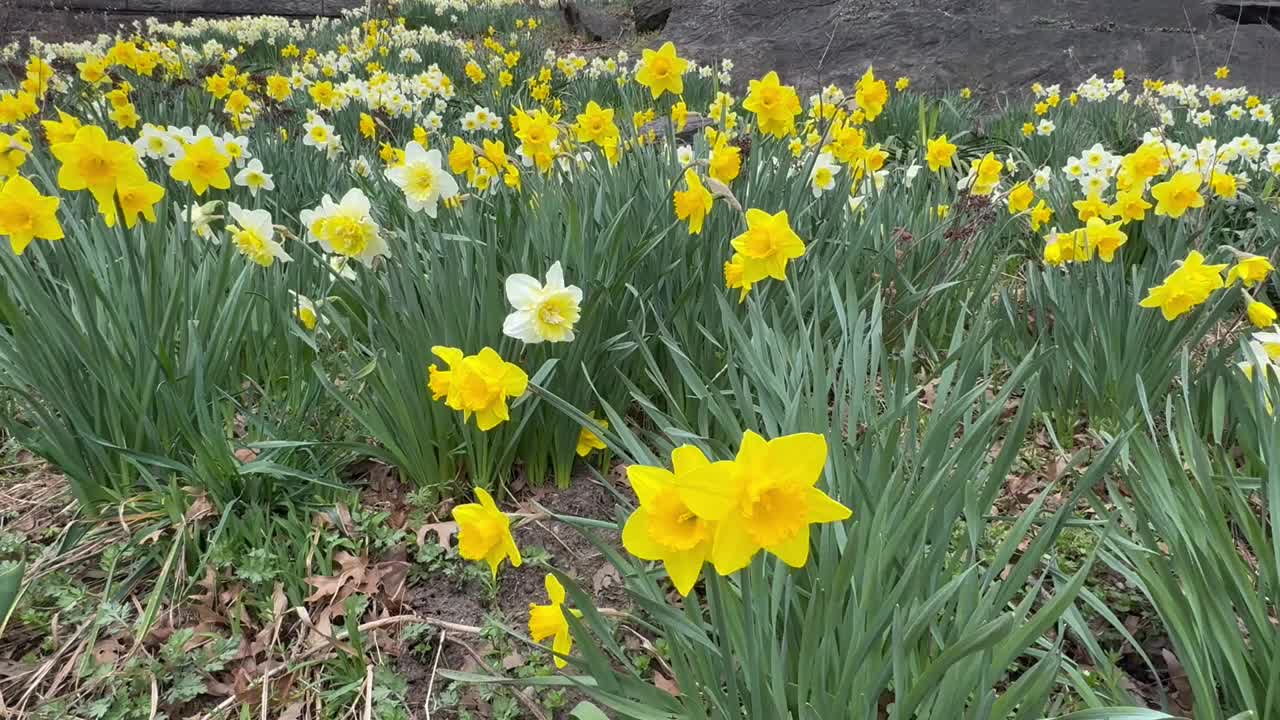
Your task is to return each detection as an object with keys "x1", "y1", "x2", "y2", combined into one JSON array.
[
  {"x1": 658, "y1": 0, "x2": 1280, "y2": 94},
  {"x1": 633, "y1": 0, "x2": 672, "y2": 33},
  {"x1": 560, "y1": 0, "x2": 627, "y2": 42}
]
